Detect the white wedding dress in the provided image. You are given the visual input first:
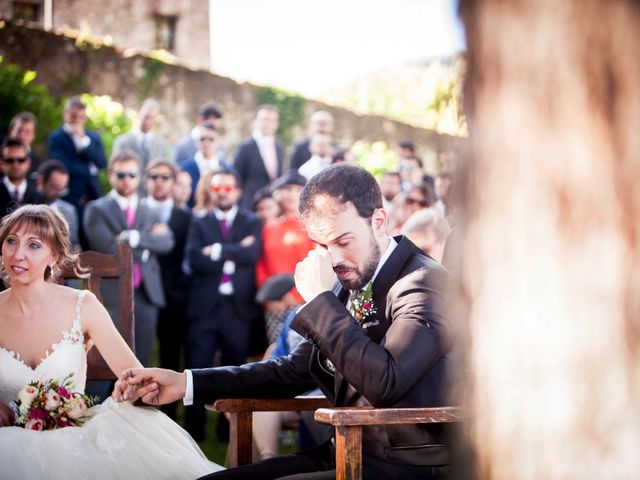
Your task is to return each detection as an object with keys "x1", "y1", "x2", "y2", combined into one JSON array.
[{"x1": 0, "y1": 290, "x2": 223, "y2": 479}]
